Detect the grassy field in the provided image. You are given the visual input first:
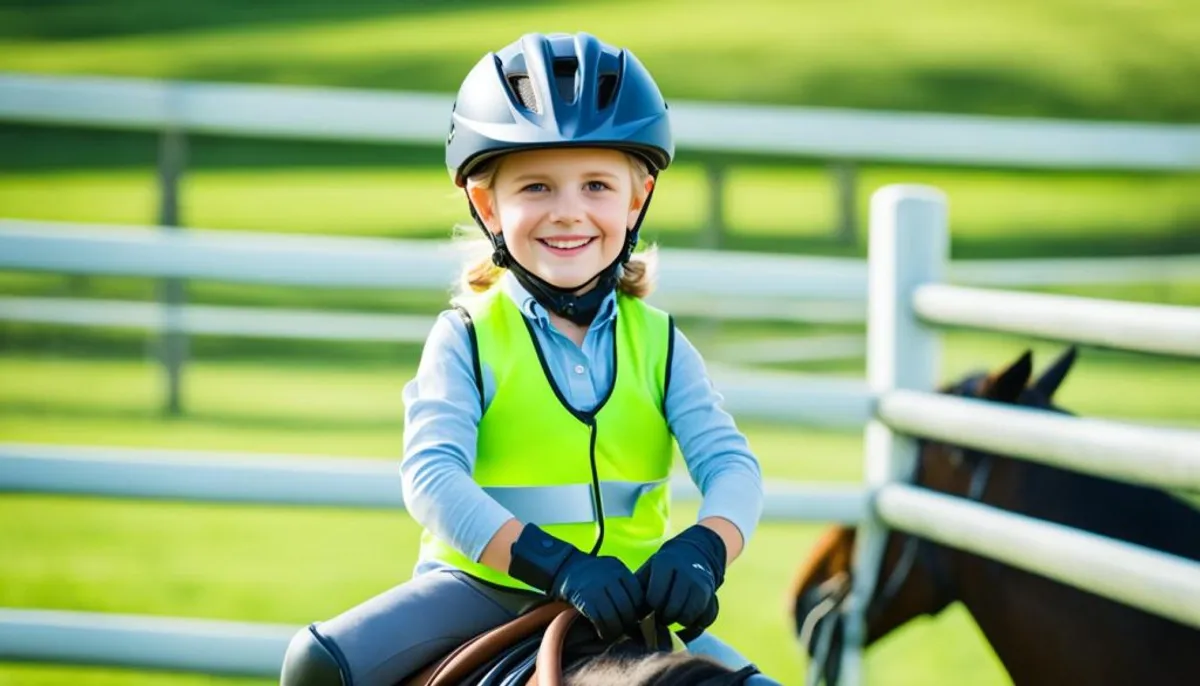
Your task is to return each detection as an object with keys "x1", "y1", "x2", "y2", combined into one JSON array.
[
  {"x1": 2, "y1": 1, "x2": 1198, "y2": 683},
  {"x1": 2, "y1": 0, "x2": 1199, "y2": 121},
  {"x1": 3, "y1": 330, "x2": 1199, "y2": 685}
]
